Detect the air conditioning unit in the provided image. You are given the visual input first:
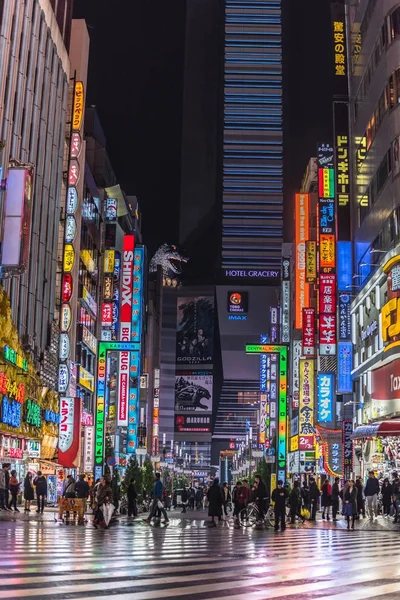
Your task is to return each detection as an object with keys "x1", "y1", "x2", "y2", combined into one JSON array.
[{"x1": 22, "y1": 334, "x2": 34, "y2": 351}]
